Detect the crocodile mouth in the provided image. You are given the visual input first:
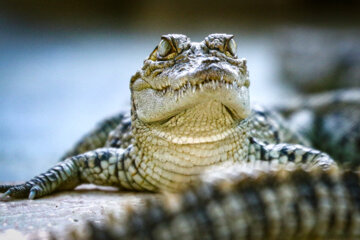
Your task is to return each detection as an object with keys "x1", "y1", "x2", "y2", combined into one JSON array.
[
  {"x1": 132, "y1": 69, "x2": 250, "y2": 123},
  {"x1": 160, "y1": 76, "x2": 244, "y2": 101}
]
